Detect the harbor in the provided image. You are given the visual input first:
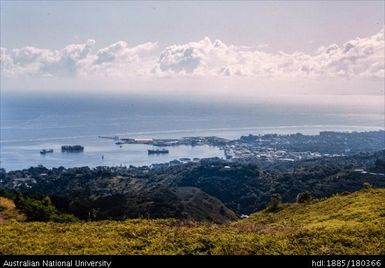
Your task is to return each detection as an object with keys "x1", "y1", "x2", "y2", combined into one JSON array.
[
  {"x1": 3, "y1": 129, "x2": 384, "y2": 172},
  {"x1": 0, "y1": 135, "x2": 225, "y2": 171},
  {"x1": 98, "y1": 135, "x2": 229, "y2": 147}
]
